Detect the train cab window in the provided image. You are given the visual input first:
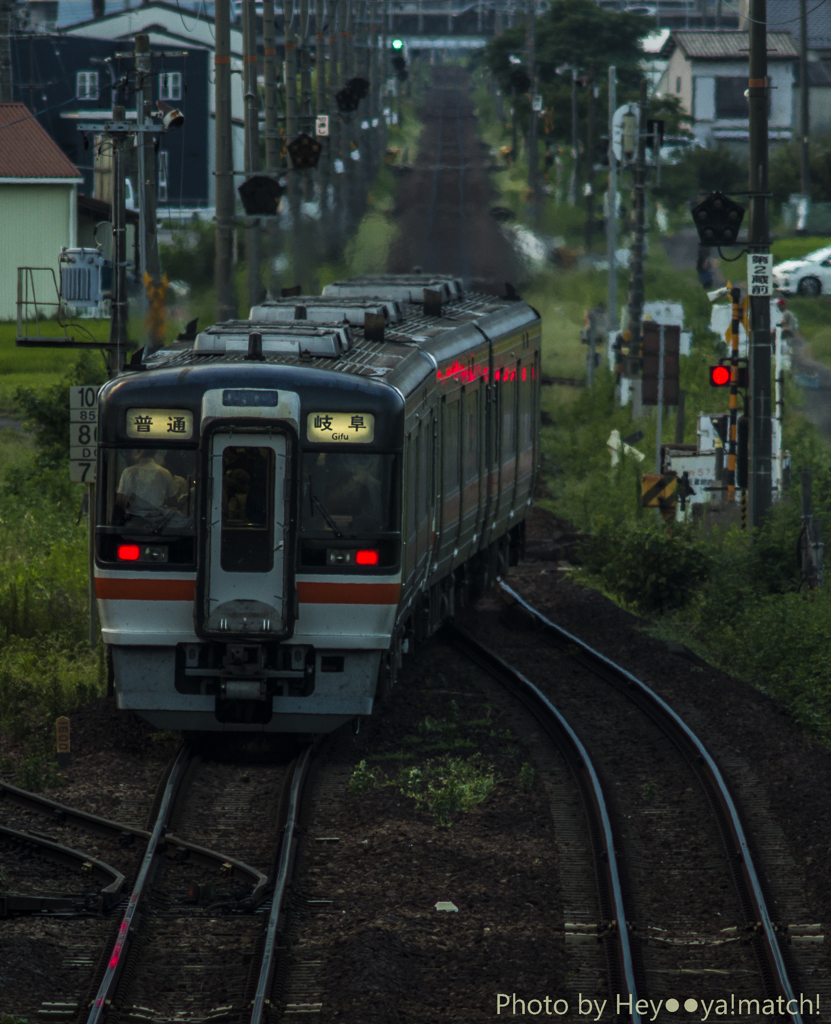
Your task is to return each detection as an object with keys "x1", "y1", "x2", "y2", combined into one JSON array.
[
  {"x1": 106, "y1": 448, "x2": 196, "y2": 532},
  {"x1": 221, "y1": 446, "x2": 274, "y2": 573},
  {"x1": 301, "y1": 453, "x2": 396, "y2": 536}
]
